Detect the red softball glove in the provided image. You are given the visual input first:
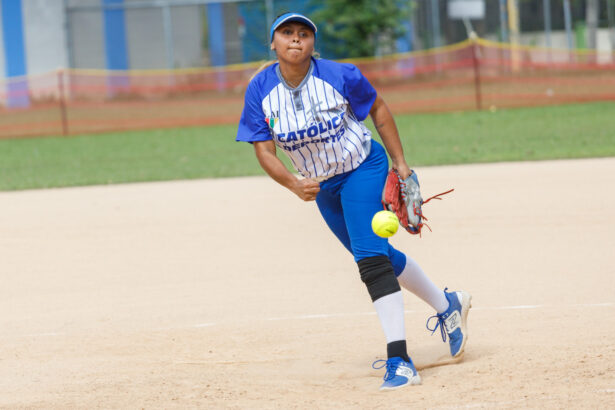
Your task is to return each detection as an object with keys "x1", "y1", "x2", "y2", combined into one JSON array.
[{"x1": 382, "y1": 169, "x2": 454, "y2": 236}]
